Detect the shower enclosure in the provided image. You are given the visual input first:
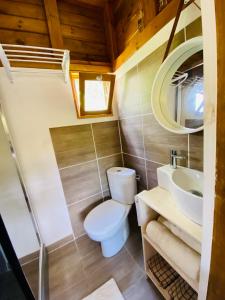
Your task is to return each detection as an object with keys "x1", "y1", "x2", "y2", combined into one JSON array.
[{"x1": 0, "y1": 107, "x2": 47, "y2": 300}]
